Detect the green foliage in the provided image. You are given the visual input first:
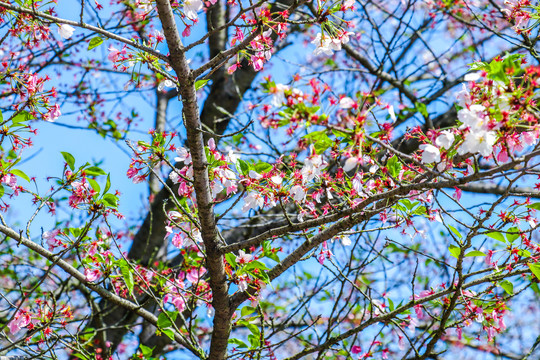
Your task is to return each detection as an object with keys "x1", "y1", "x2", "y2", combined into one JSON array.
[
  {"x1": 88, "y1": 36, "x2": 104, "y2": 50},
  {"x1": 469, "y1": 53, "x2": 524, "y2": 83}
]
